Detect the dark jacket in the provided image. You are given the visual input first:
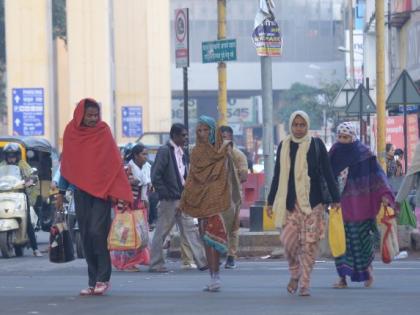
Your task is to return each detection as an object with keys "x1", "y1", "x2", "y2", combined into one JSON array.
[
  {"x1": 267, "y1": 137, "x2": 340, "y2": 209},
  {"x1": 151, "y1": 141, "x2": 187, "y2": 201}
]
